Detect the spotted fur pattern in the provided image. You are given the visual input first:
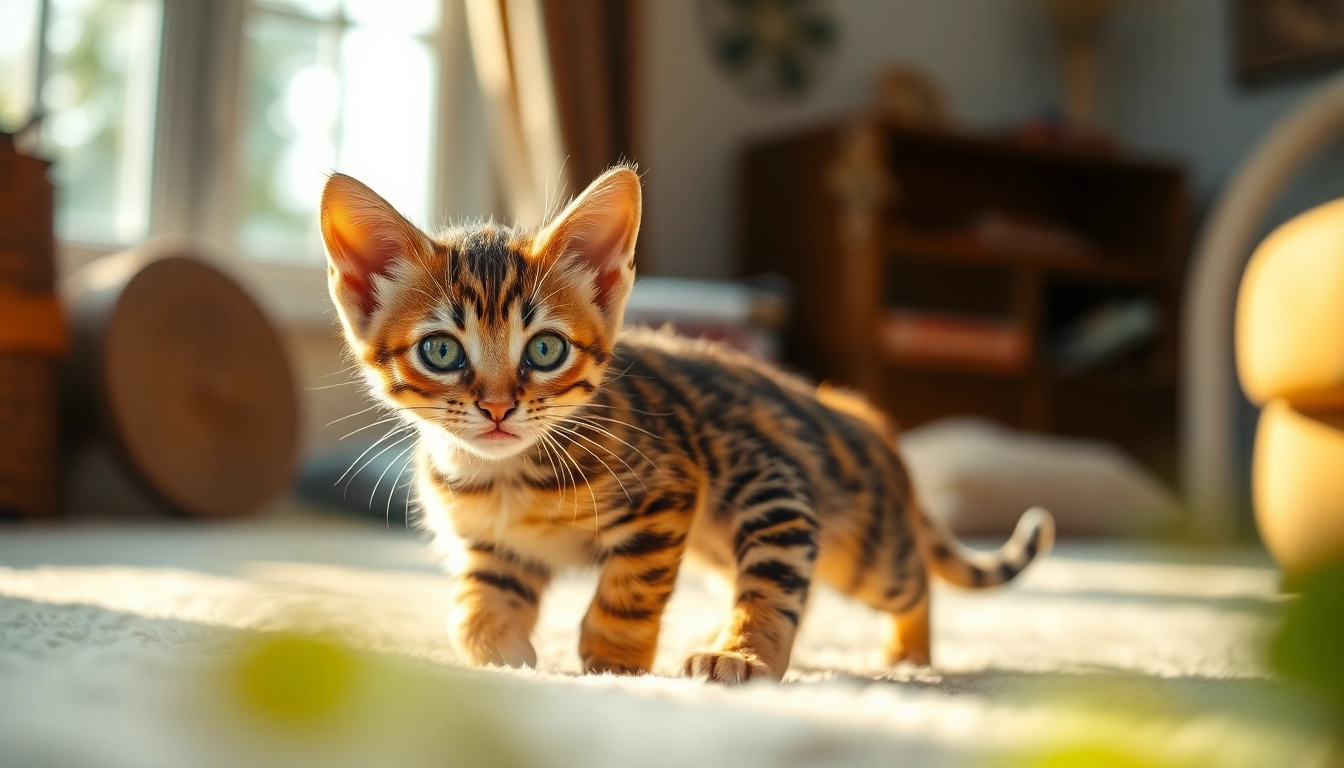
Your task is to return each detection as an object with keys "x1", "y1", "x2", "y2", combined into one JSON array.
[{"x1": 321, "y1": 166, "x2": 1054, "y2": 683}]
